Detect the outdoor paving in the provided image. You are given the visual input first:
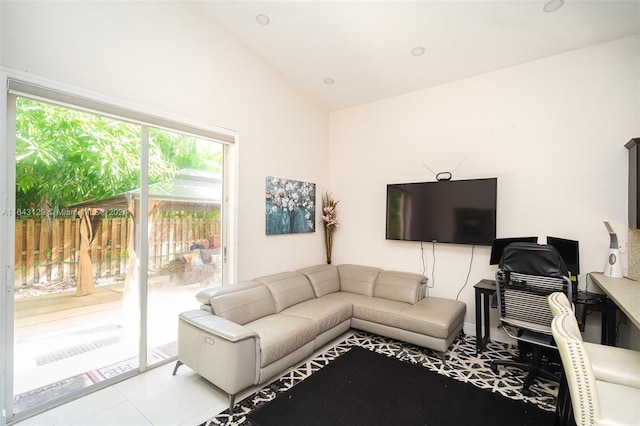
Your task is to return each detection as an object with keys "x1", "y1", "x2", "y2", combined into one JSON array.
[{"x1": 11, "y1": 274, "x2": 214, "y2": 413}]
